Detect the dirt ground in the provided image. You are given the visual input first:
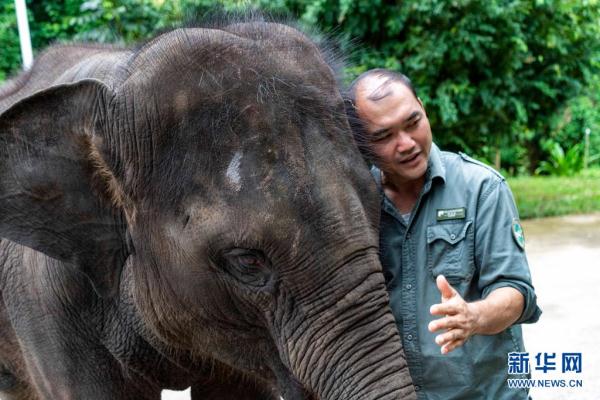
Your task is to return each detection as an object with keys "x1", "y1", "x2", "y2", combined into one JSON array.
[
  {"x1": 520, "y1": 213, "x2": 600, "y2": 400},
  {"x1": 160, "y1": 214, "x2": 600, "y2": 400}
]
